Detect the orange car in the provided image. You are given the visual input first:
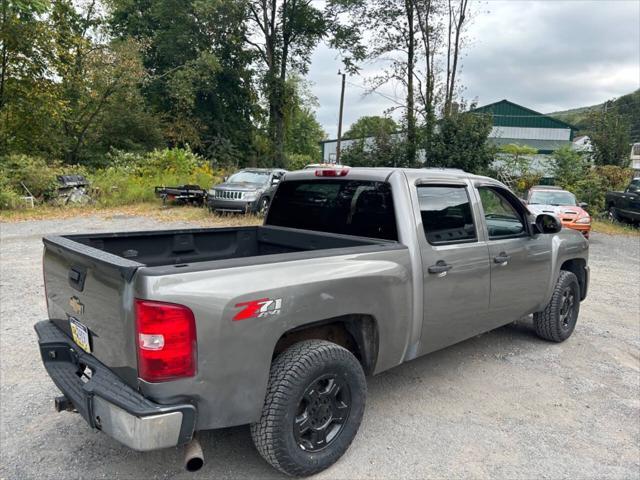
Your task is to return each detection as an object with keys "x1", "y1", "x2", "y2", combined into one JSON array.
[{"x1": 526, "y1": 186, "x2": 591, "y2": 238}]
